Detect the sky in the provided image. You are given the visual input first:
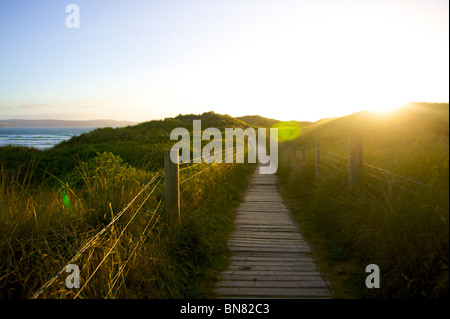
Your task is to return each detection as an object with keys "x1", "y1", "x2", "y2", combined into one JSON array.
[{"x1": 0, "y1": 0, "x2": 448, "y2": 122}]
